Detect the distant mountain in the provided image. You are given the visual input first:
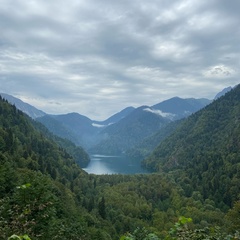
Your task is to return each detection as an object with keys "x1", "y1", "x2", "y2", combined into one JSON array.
[
  {"x1": 151, "y1": 97, "x2": 211, "y2": 120},
  {"x1": 214, "y1": 86, "x2": 232, "y2": 99},
  {"x1": 89, "y1": 106, "x2": 172, "y2": 154},
  {"x1": 37, "y1": 108, "x2": 136, "y2": 149},
  {"x1": 0, "y1": 93, "x2": 46, "y2": 119},
  {"x1": 37, "y1": 113, "x2": 101, "y2": 148},
  {"x1": 94, "y1": 106, "x2": 135, "y2": 126},
  {"x1": 89, "y1": 97, "x2": 211, "y2": 155},
  {"x1": 36, "y1": 114, "x2": 80, "y2": 145},
  {"x1": 142, "y1": 85, "x2": 240, "y2": 206},
  {"x1": 1, "y1": 90, "x2": 226, "y2": 156}
]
